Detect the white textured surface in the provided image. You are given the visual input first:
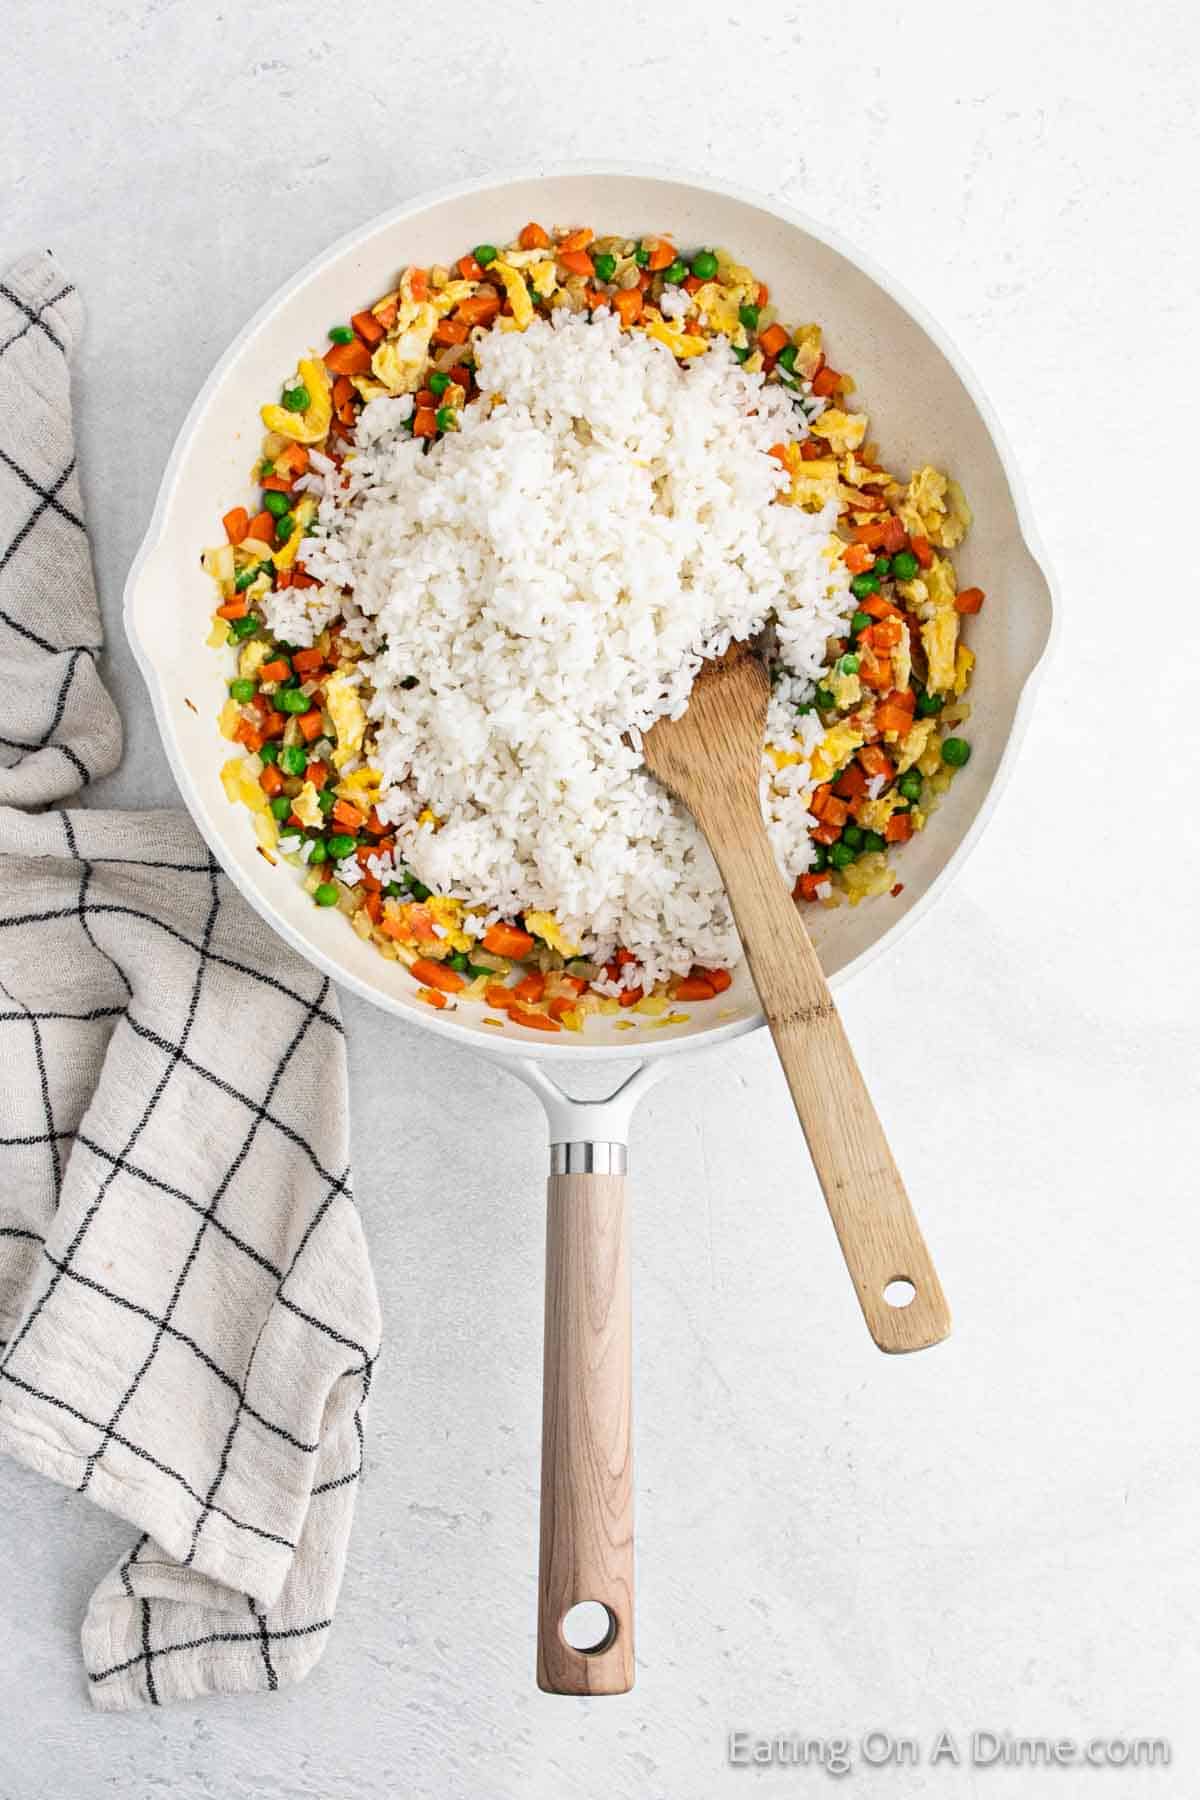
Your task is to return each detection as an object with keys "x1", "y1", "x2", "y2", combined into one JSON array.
[{"x1": 3, "y1": 1, "x2": 1198, "y2": 1795}]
